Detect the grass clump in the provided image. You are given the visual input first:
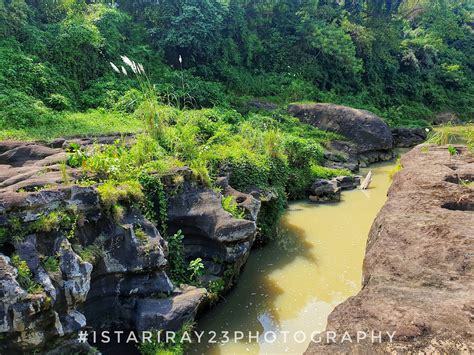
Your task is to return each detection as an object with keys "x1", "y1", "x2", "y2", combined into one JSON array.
[
  {"x1": 11, "y1": 254, "x2": 43, "y2": 294},
  {"x1": 221, "y1": 195, "x2": 245, "y2": 219},
  {"x1": 97, "y1": 180, "x2": 144, "y2": 210},
  {"x1": 42, "y1": 256, "x2": 60, "y2": 273},
  {"x1": 310, "y1": 165, "x2": 352, "y2": 180},
  {"x1": 74, "y1": 243, "x2": 104, "y2": 265}
]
